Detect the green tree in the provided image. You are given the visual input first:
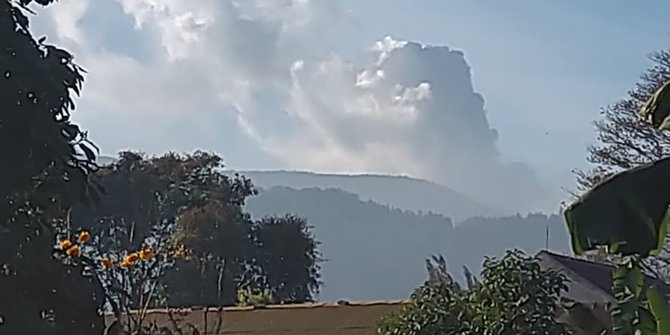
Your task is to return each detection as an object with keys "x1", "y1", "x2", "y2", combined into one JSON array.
[
  {"x1": 0, "y1": 0, "x2": 101, "y2": 219},
  {"x1": 470, "y1": 251, "x2": 568, "y2": 335},
  {"x1": 250, "y1": 215, "x2": 322, "y2": 303},
  {"x1": 0, "y1": 0, "x2": 104, "y2": 333},
  {"x1": 378, "y1": 281, "x2": 466, "y2": 335},
  {"x1": 166, "y1": 199, "x2": 256, "y2": 306},
  {"x1": 236, "y1": 287, "x2": 274, "y2": 307},
  {"x1": 378, "y1": 250, "x2": 570, "y2": 335},
  {"x1": 71, "y1": 151, "x2": 322, "y2": 307},
  {"x1": 70, "y1": 151, "x2": 256, "y2": 307}
]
